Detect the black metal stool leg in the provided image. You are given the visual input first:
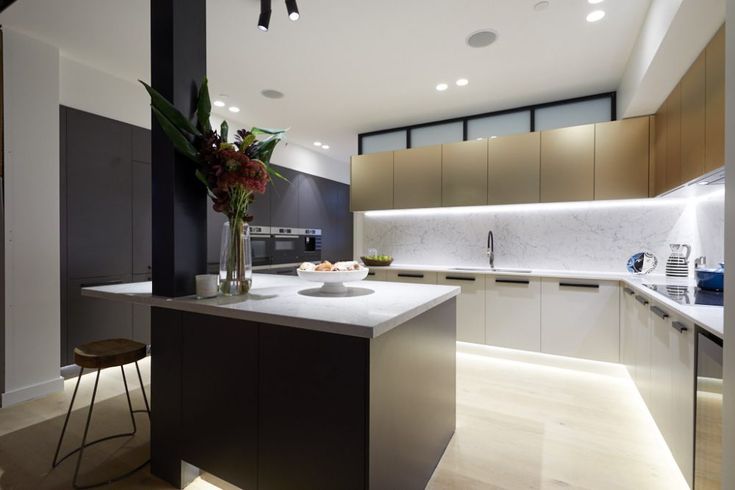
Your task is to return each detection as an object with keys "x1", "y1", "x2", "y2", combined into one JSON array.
[
  {"x1": 73, "y1": 368, "x2": 101, "y2": 489},
  {"x1": 134, "y1": 361, "x2": 151, "y2": 418},
  {"x1": 121, "y1": 366, "x2": 137, "y2": 433},
  {"x1": 52, "y1": 367, "x2": 84, "y2": 468}
]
